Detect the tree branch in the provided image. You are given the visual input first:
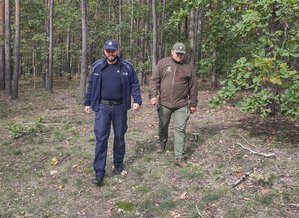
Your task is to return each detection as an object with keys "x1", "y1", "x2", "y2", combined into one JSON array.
[{"x1": 235, "y1": 143, "x2": 276, "y2": 158}]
